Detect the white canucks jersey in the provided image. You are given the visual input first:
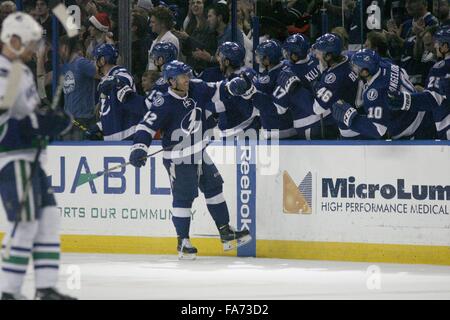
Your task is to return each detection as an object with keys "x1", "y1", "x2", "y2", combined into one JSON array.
[{"x1": 0, "y1": 54, "x2": 40, "y2": 122}]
